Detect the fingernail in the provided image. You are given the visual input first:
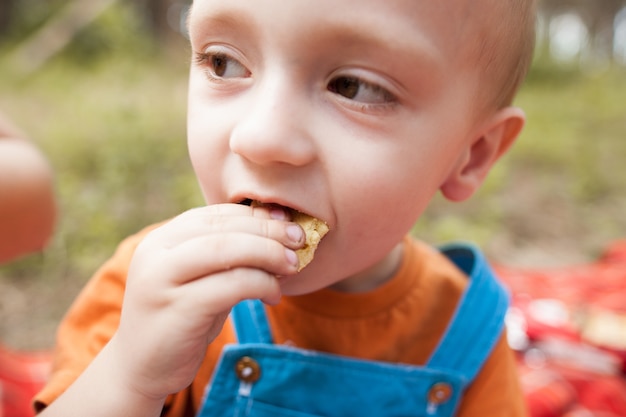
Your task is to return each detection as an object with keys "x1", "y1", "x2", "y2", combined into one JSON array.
[
  {"x1": 285, "y1": 249, "x2": 299, "y2": 267},
  {"x1": 286, "y1": 224, "x2": 303, "y2": 243}
]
